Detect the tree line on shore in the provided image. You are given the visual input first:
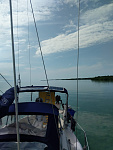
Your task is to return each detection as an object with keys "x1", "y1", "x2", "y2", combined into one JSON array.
[
  {"x1": 53, "y1": 75, "x2": 113, "y2": 81},
  {"x1": 41, "y1": 75, "x2": 113, "y2": 81},
  {"x1": 91, "y1": 75, "x2": 113, "y2": 81}
]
